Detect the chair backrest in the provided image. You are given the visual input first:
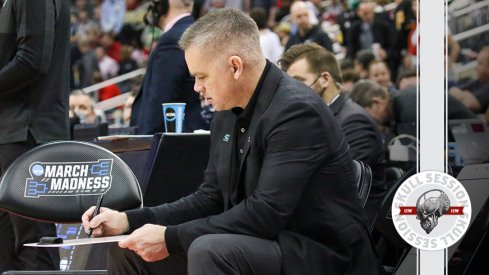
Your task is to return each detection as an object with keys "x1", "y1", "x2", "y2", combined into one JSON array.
[
  {"x1": 384, "y1": 166, "x2": 406, "y2": 186},
  {"x1": 353, "y1": 159, "x2": 372, "y2": 207},
  {"x1": 0, "y1": 141, "x2": 142, "y2": 223},
  {"x1": 372, "y1": 167, "x2": 415, "y2": 248}
]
